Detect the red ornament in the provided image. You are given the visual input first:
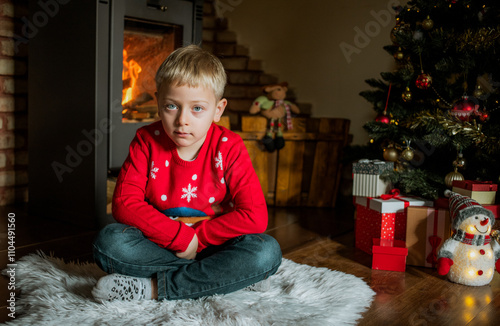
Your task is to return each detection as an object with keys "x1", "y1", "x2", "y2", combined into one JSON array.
[
  {"x1": 415, "y1": 73, "x2": 432, "y2": 89},
  {"x1": 375, "y1": 113, "x2": 390, "y2": 124},
  {"x1": 477, "y1": 109, "x2": 490, "y2": 122},
  {"x1": 450, "y1": 95, "x2": 479, "y2": 121}
]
